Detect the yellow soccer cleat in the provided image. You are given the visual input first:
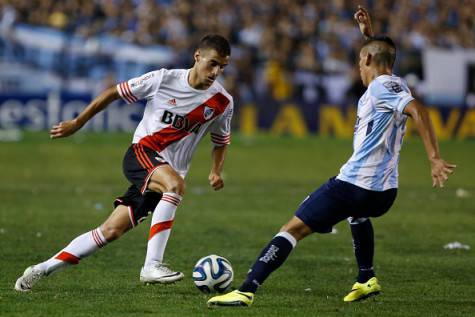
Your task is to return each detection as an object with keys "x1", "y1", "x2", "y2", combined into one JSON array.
[
  {"x1": 343, "y1": 277, "x2": 381, "y2": 302},
  {"x1": 207, "y1": 290, "x2": 254, "y2": 307}
]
